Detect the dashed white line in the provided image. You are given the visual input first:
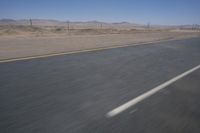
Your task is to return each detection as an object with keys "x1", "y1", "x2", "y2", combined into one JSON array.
[{"x1": 106, "y1": 64, "x2": 200, "y2": 118}]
